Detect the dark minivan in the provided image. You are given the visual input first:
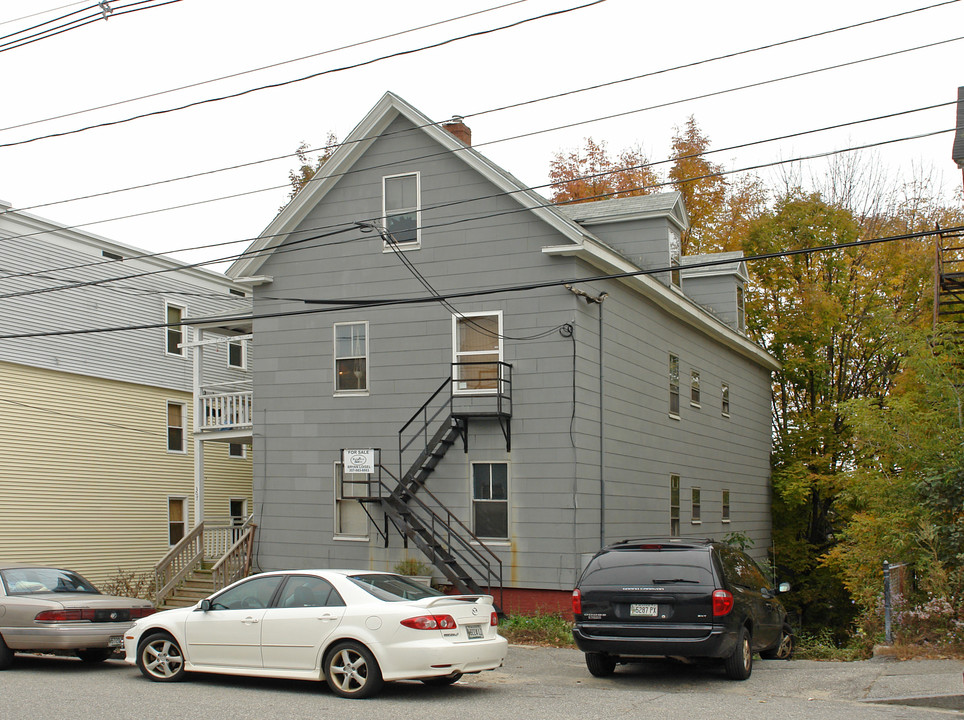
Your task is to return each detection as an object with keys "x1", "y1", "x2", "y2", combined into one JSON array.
[{"x1": 572, "y1": 538, "x2": 792, "y2": 680}]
